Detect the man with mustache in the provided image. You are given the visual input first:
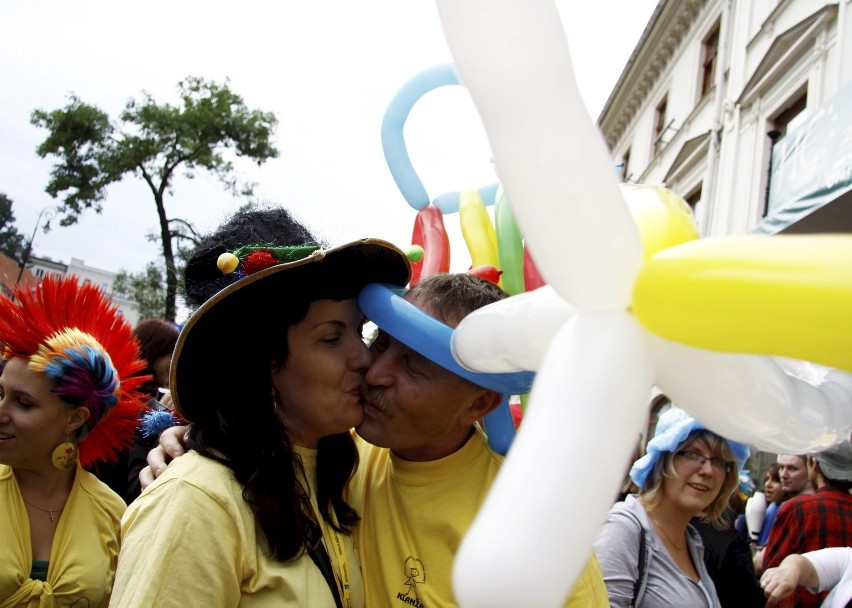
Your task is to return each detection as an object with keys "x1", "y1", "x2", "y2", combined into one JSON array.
[{"x1": 147, "y1": 271, "x2": 607, "y2": 607}]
